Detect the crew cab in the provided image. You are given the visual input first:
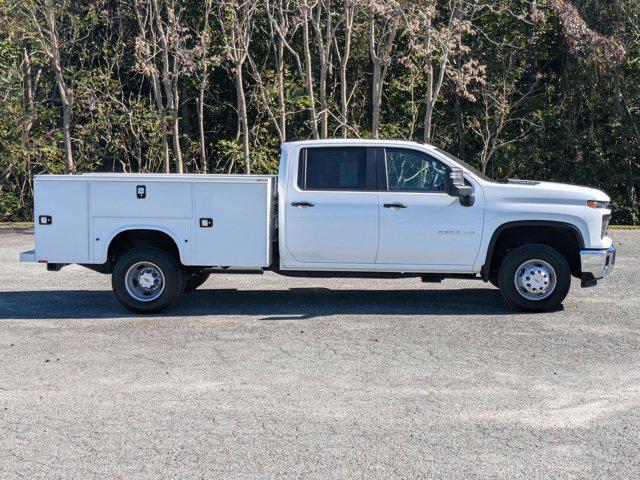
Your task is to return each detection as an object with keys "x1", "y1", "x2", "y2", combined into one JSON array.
[{"x1": 20, "y1": 139, "x2": 616, "y2": 313}]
